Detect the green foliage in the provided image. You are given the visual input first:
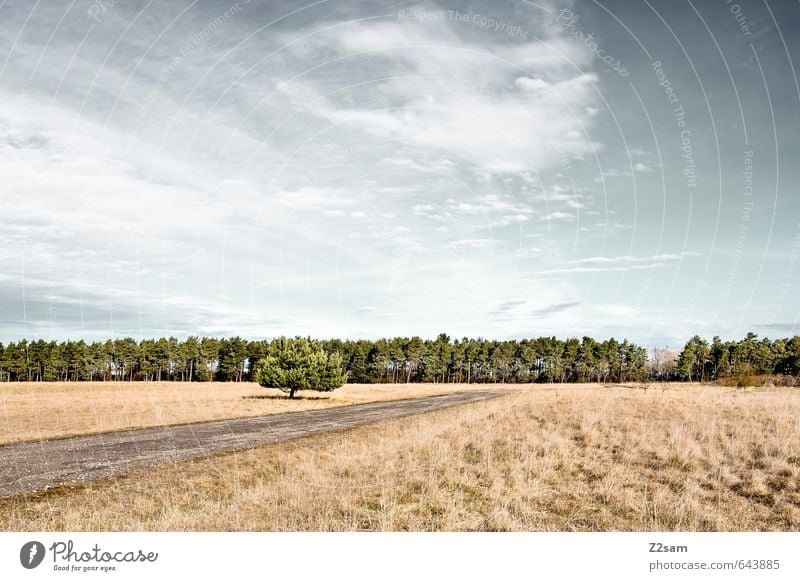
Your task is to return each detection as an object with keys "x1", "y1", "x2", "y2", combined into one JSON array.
[
  {"x1": 217, "y1": 336, "x2": 248, "y2": 382},
  {"x1": 255, "y1": 337, "x2": 346, "y2": 398},
  {"x1": 1, "y1": 332, "x2": 798, "y2": 385},
  {"x1": 734, "y1": 363, "x2": 757, "y2": 388},
  {"x1": 676, "y1": 335, "x2": 711, "y2": 382}
]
